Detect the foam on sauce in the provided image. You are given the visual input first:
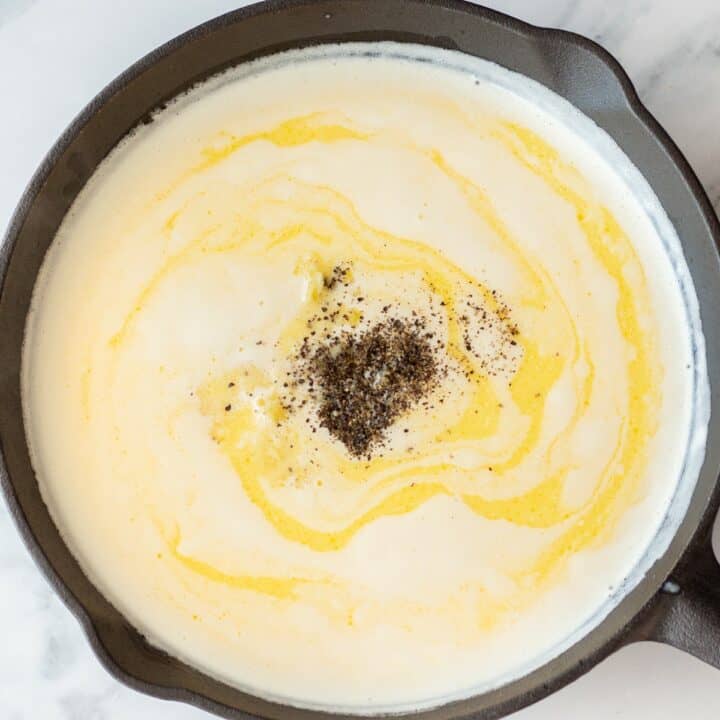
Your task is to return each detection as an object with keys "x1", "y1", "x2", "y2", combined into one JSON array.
[{"x1": 22, "y1": 44, "x2": 707, "y2": 712}]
